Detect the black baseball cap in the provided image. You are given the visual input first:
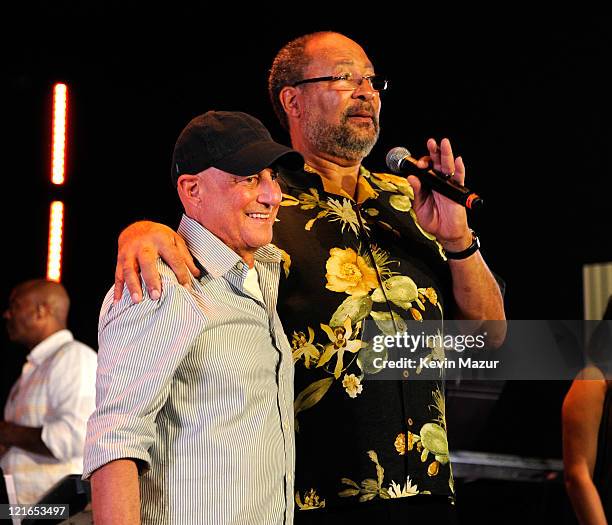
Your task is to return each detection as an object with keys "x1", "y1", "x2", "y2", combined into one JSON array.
[{"x1": 171, "y1": 110, "x2": 303, "y2": 184}]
